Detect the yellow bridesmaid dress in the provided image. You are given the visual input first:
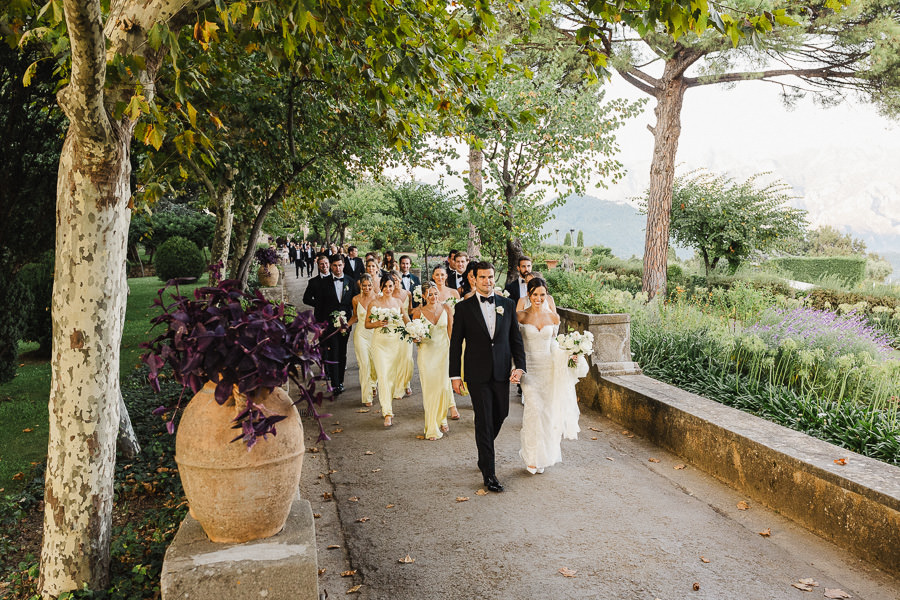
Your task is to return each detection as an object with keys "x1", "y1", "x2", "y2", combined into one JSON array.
[
  {"x1": 417, "y1": 310, "x2": 453, "y2": 439},
  {"x1": 397, "y1": 295, "x2": 414, "y2": 393},
  {"x1": 353, "y1": 301, "x2": 376, "y2": 405},
  {"x1": 370, "y1": 312, "x2": 404, "y2": 417}
]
